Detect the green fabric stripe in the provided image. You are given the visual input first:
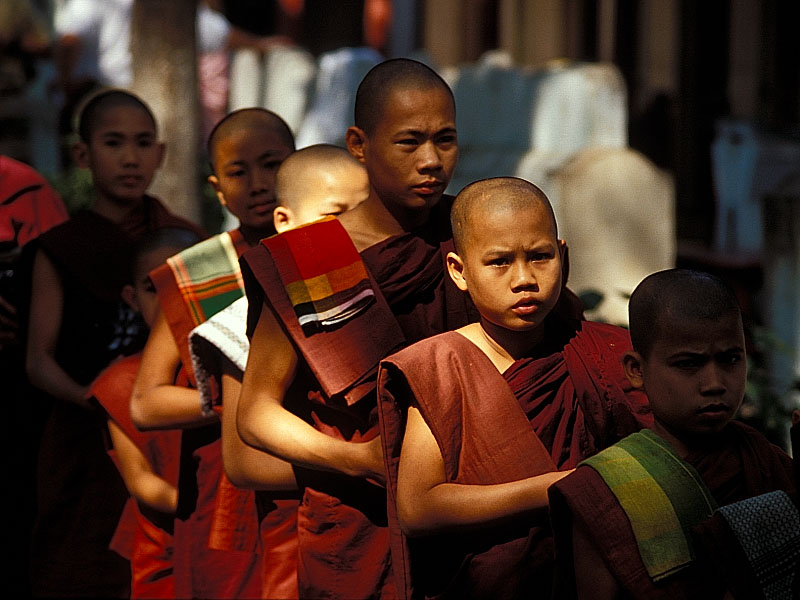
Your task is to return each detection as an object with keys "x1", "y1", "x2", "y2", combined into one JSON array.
[{"x1": 582, "y1": 431, "x2": 717, "y2": 581}]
